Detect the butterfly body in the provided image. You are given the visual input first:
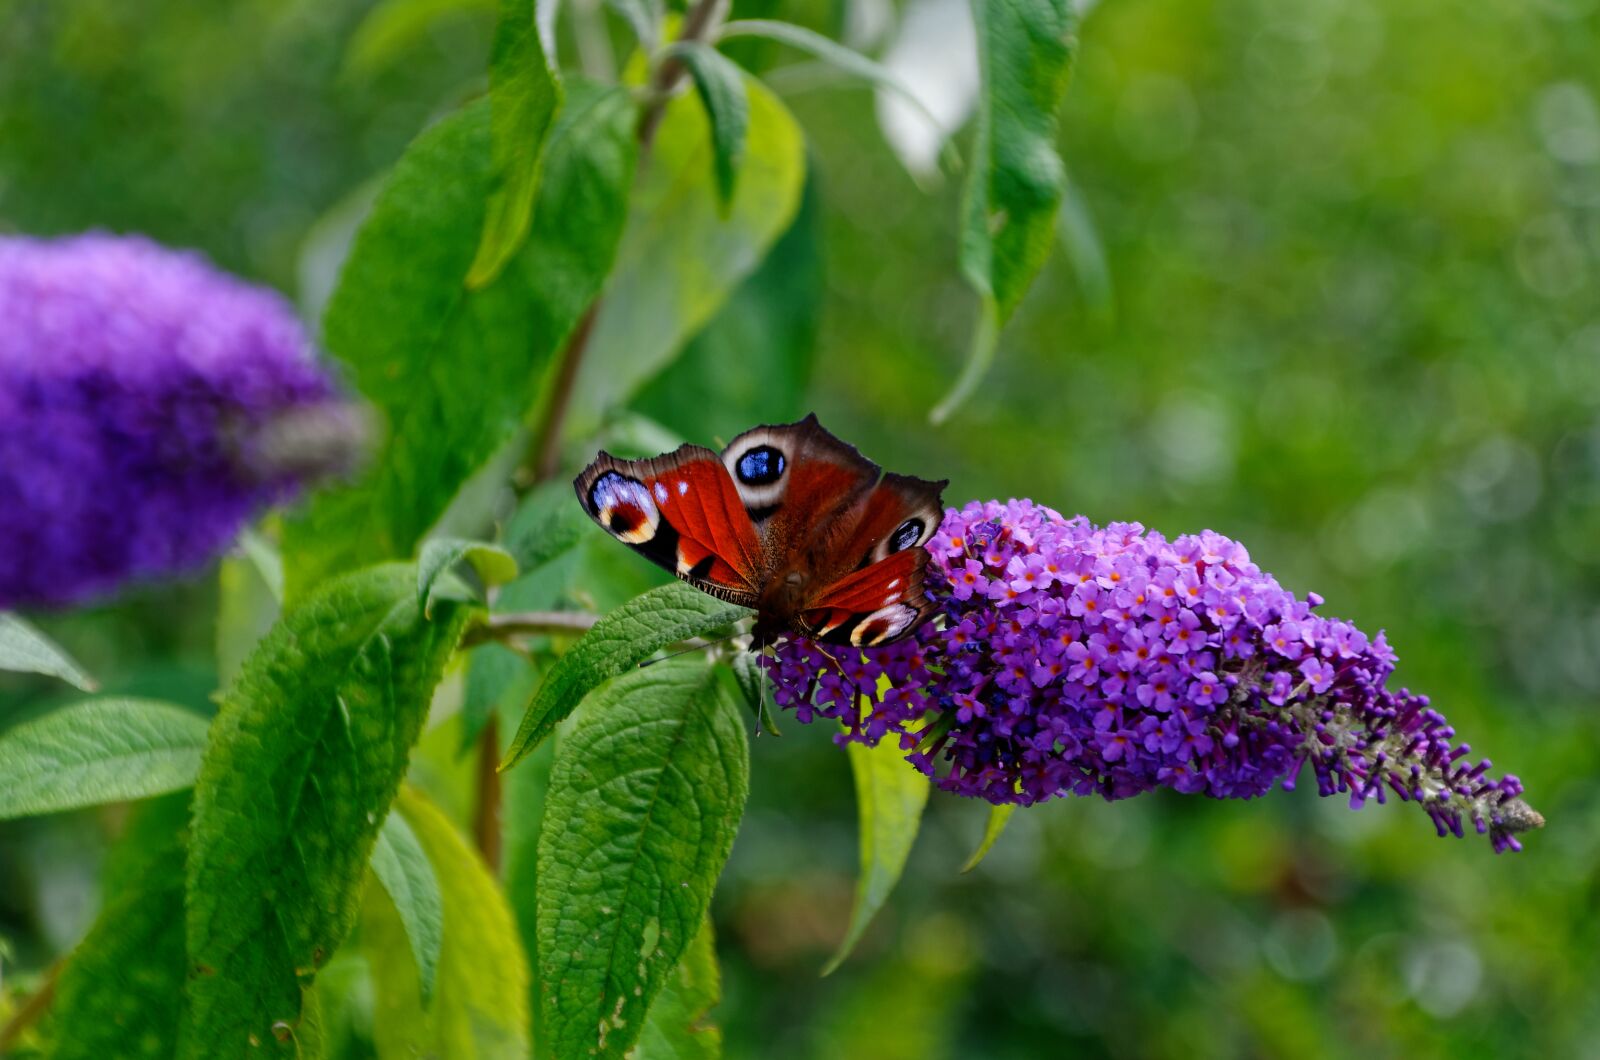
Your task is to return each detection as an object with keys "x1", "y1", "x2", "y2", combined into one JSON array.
[{"x1": 575, "y1": 415, "x2": 946, "y2": 647}]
